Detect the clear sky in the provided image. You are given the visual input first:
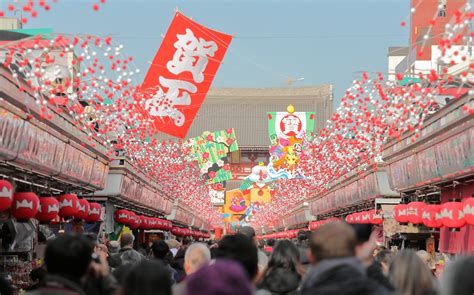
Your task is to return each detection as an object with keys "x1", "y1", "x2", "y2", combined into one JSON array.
[{"x1": 2, "y1": 0, "x2": 411, "y2": 105}]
